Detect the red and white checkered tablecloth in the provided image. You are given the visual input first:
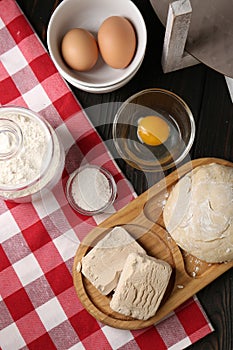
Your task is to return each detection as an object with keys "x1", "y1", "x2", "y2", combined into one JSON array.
[{"x1": 0, "y1": 1, "x2": 214, "y2": 349}]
